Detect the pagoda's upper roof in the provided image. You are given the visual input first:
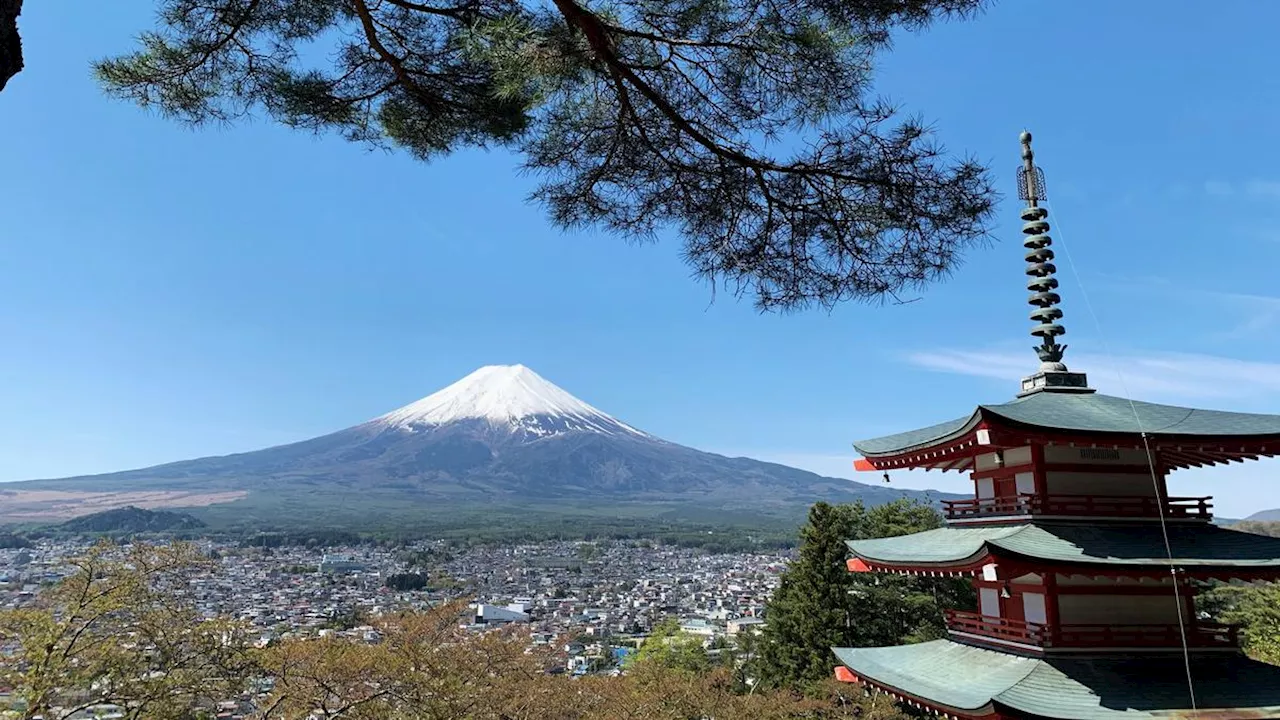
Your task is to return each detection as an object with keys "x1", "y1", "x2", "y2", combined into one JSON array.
[
  {"x1": 846, "y1": 522, "x2": 1280, "y2": 575},
  {"x1": 854, "y1": 391, "x2": 1280, "y2": 458},
  {"x1": 833, "y1": 640, "x2": 1280, "y2": 719}
]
